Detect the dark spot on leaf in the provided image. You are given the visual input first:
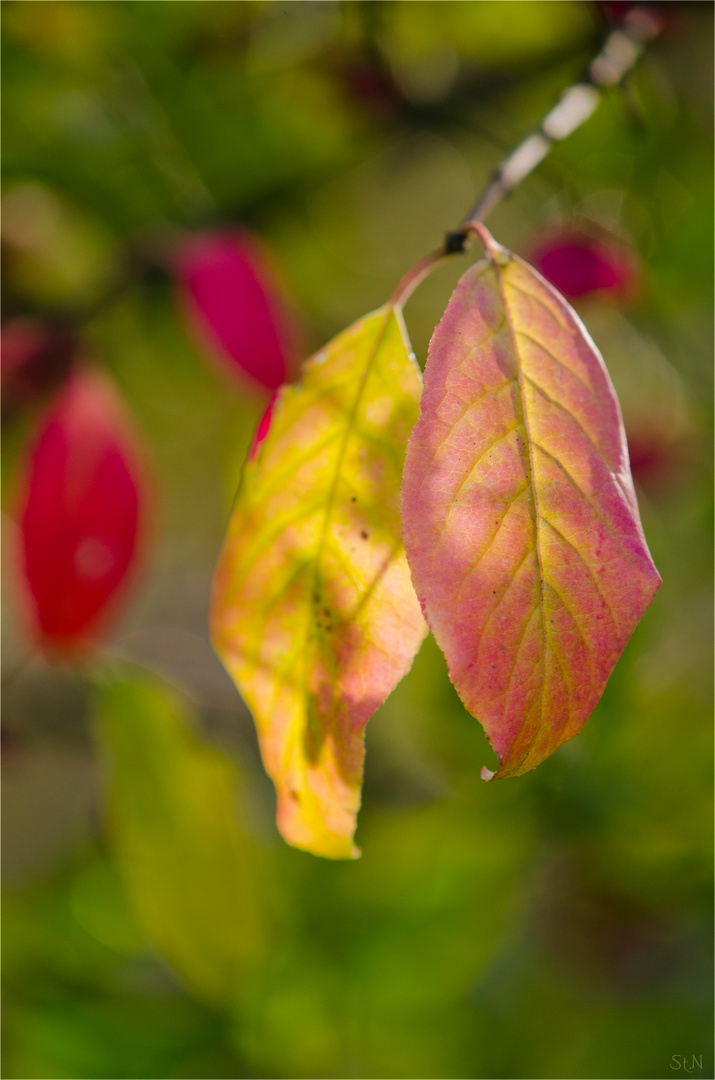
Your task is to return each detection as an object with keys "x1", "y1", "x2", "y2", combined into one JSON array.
[
  {"x1": 323, "y1": 607, "x2": 330, "y2": 616},
  {"x1": 351, "y1": 496, "x2": 356, "y2": 502},
  {"x1": 361, "y1": 530, "x2": 369, "y2": 539}
]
